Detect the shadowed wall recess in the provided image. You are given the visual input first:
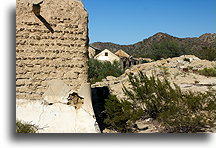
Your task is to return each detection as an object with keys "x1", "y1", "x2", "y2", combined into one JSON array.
[{"x1": 32, "y1": 1, "x2": 54, "y2": 33}]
